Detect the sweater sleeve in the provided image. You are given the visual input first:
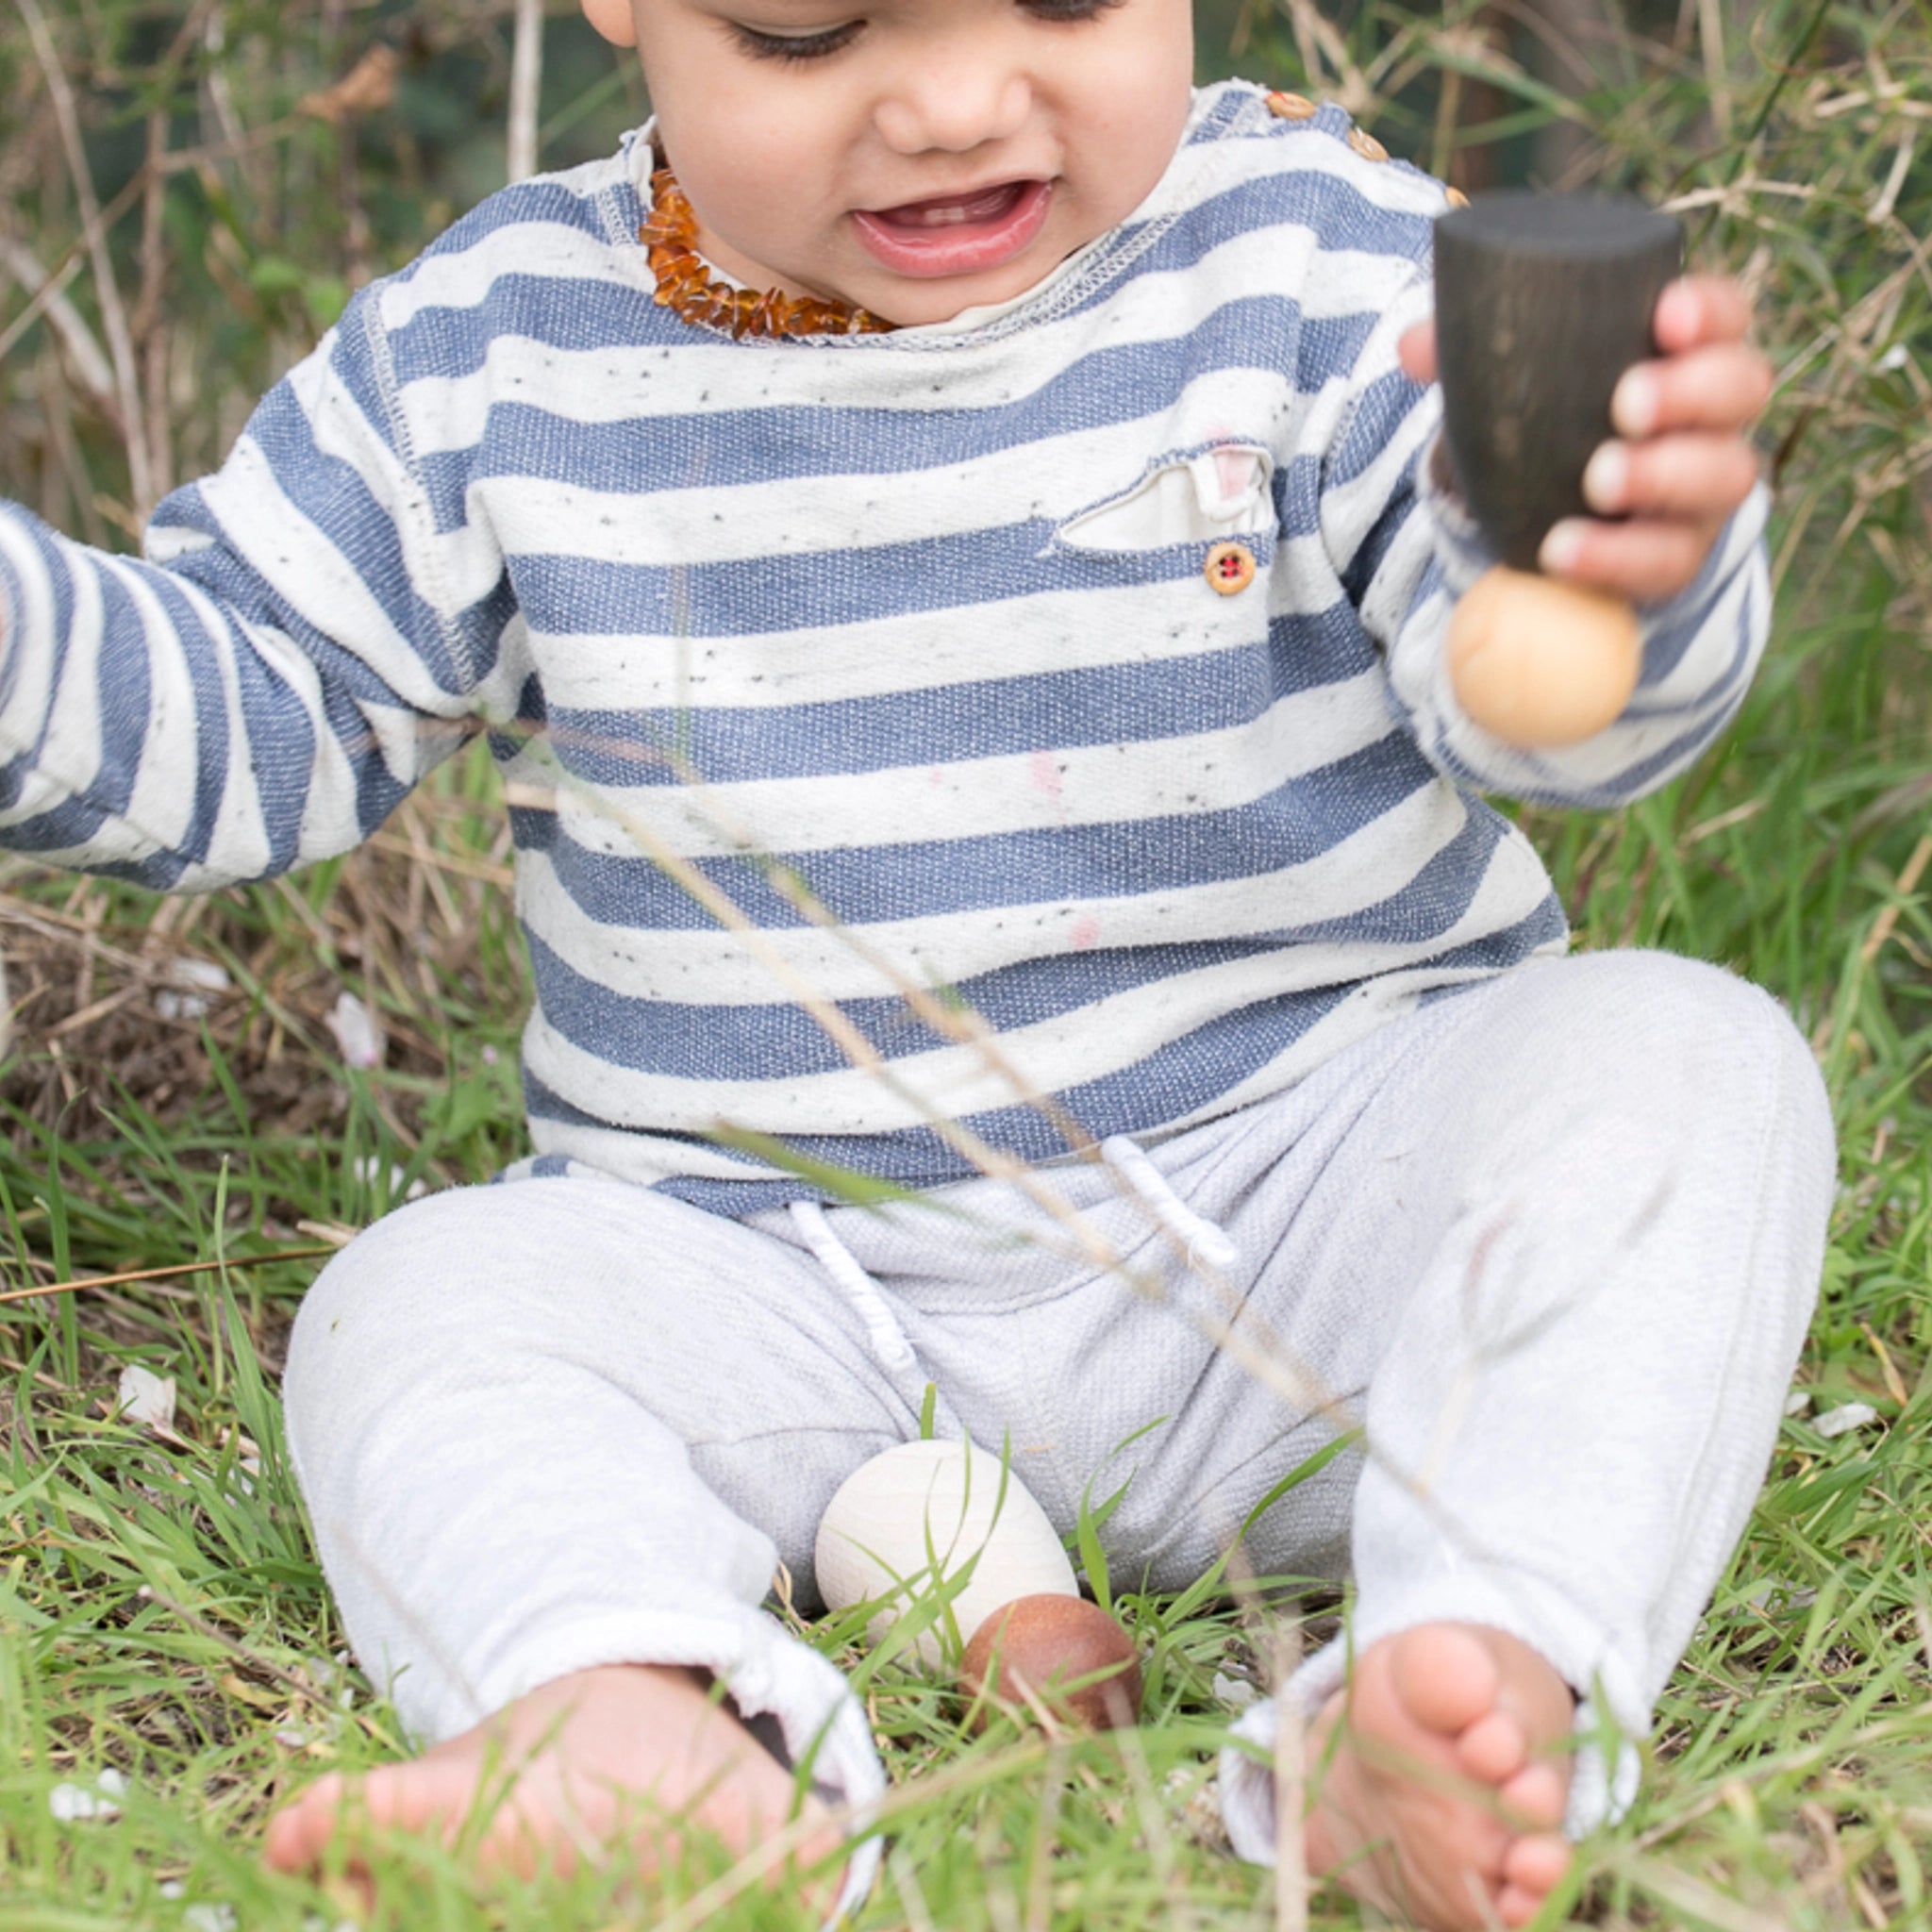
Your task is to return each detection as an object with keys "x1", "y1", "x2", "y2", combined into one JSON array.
[
  {"x1": 1318, "y1": 257, "x2": 1771, "y2": 809},
  {"x1": 0, "y1": 279, "x2": 513, "y2": 892}
]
